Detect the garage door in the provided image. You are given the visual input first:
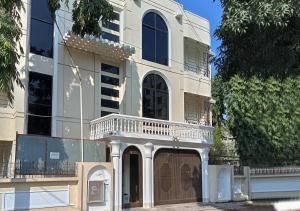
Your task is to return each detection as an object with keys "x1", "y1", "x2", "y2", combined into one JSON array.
[{"x1": 154, "y1": 149, "x2": 202, "y2": 205}]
